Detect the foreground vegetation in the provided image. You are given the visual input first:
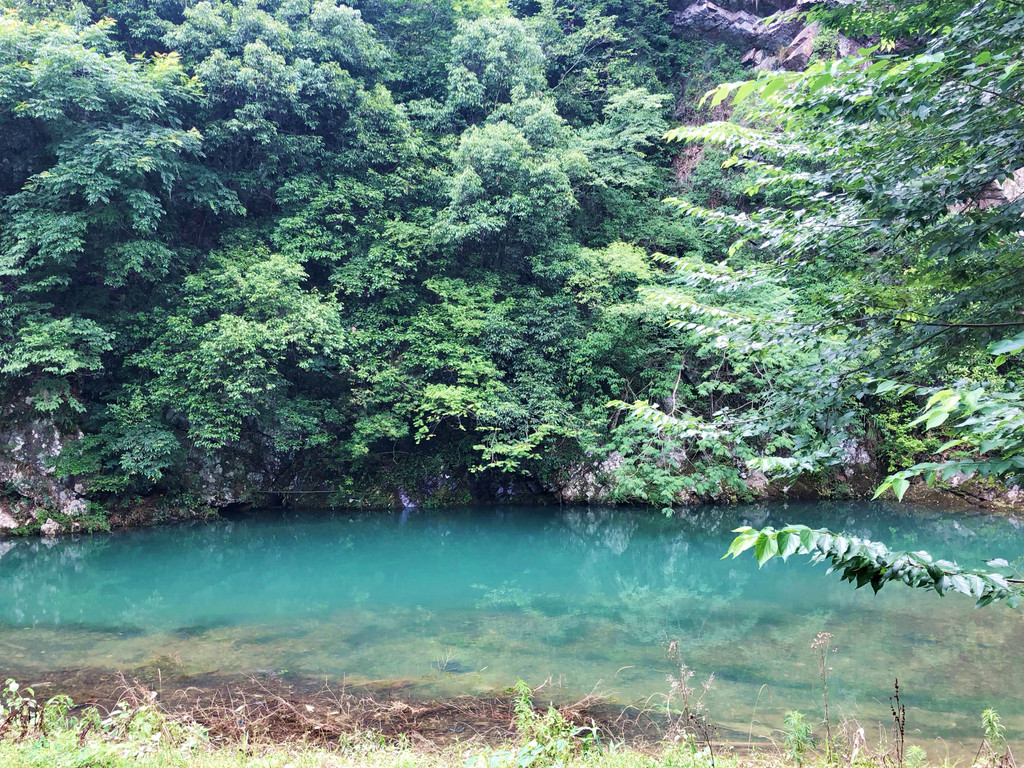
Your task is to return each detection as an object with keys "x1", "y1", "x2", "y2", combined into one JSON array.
[{"x1": 0, "y1": 676, "x2": 1017, "y2": 768}]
